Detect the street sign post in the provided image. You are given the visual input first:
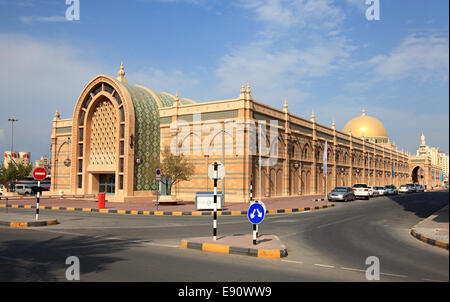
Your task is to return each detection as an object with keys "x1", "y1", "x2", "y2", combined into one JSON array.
[
  {"x1": 156, "y1": 168, "x2": 161, "y2": 211},
  {"x1": 32, "y1": 167, "x2": 47, "y2": 221},
  {"x1": 247, "y1": 201, "x2": 266, "y2": 245},
  {"x1": 33, "y1": 167, "x2": 47, "y2": 181},
  {"x1": 208, "y1": 162, "x2": 225, "y2": 180}
]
